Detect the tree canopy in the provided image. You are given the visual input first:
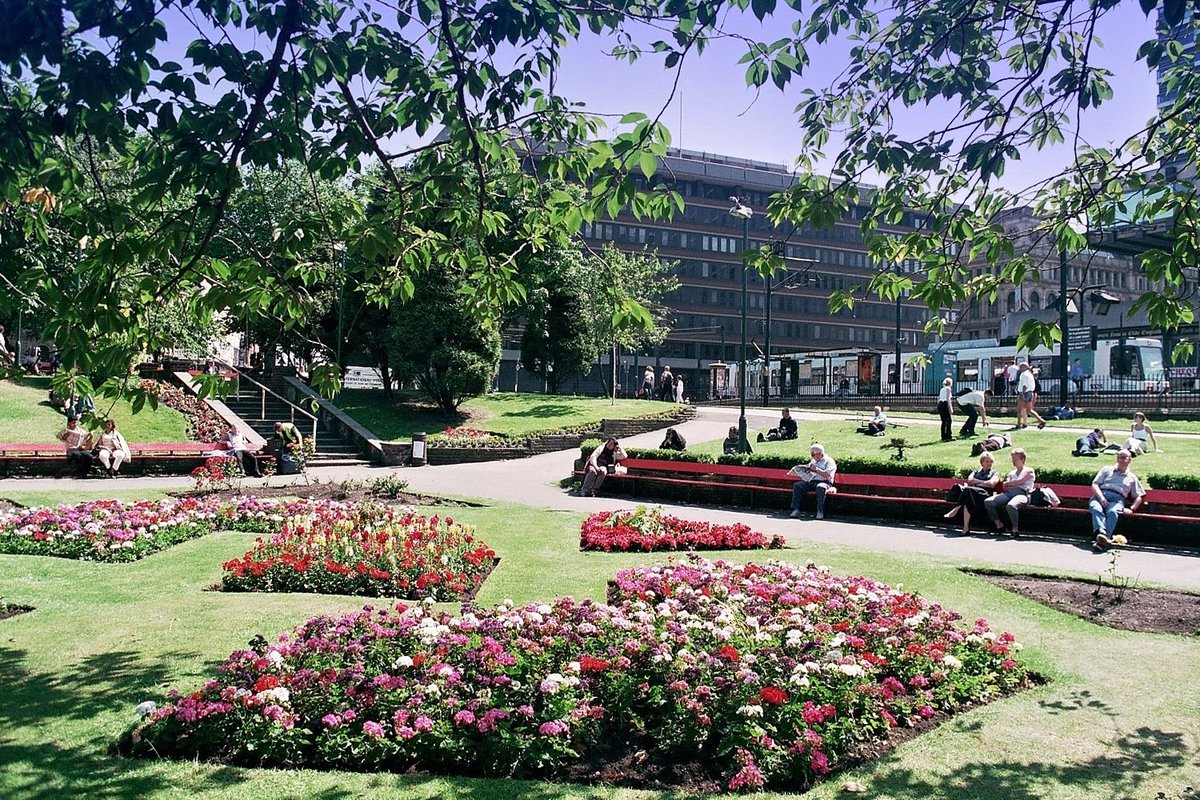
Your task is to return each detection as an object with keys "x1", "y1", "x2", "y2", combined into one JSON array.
[{"x1": 2, "y1": 0, "x2": 1197, "y2": 387}]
